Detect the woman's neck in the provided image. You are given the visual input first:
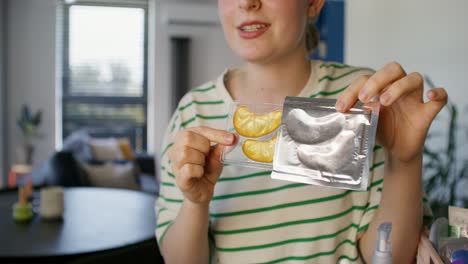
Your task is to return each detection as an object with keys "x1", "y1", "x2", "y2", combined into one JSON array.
[{"x1": 227, "y1": 53, "x2": 311, "y2": 105}]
